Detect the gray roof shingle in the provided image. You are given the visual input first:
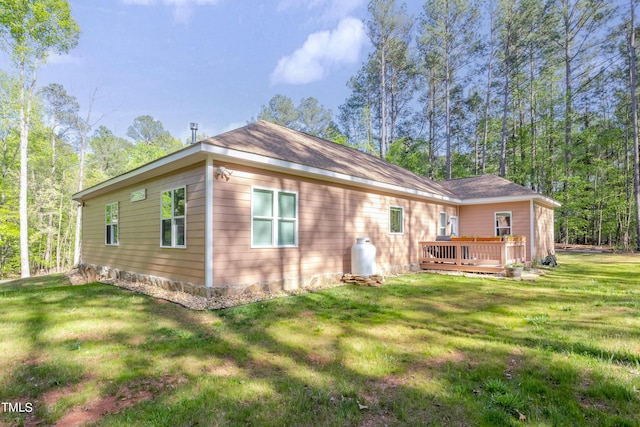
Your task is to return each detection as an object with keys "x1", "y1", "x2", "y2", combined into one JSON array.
[
  {"x1": 440, "y1": 174, "x2": 542, "y2": 199},
  {"x1": 204, "y1": 120, "x2": 458, "y2": 199},
  {"x1": 73, "y1": 120, "x2": 559, "y2": 207}
]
